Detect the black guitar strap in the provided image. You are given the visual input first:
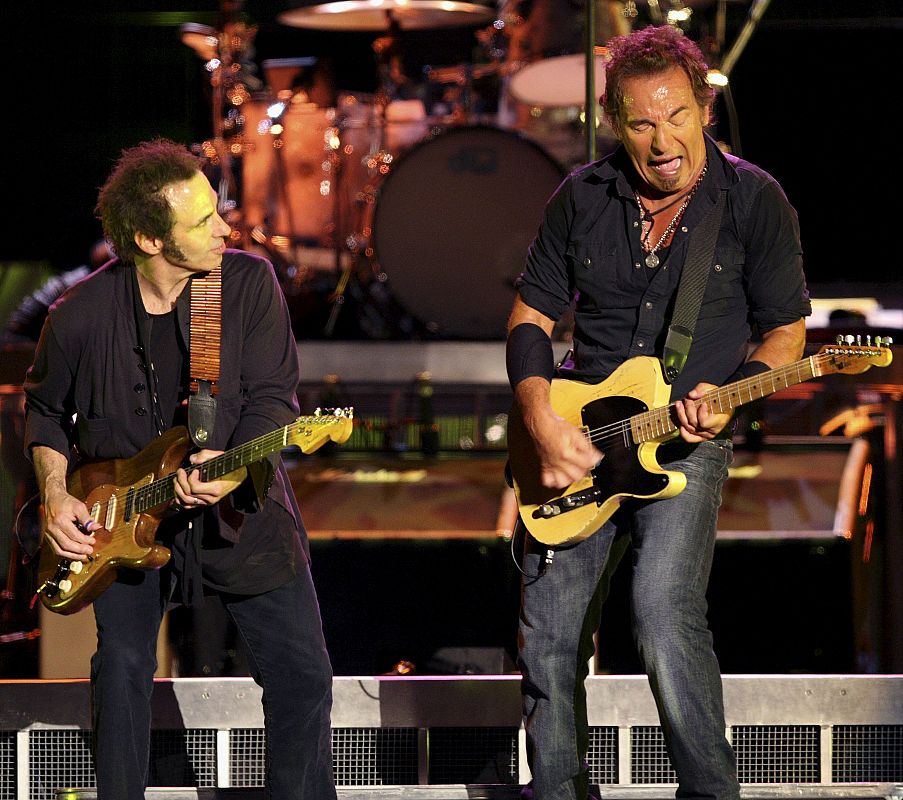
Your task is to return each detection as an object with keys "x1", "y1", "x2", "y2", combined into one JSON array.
[{"x1": 662, "y1": 190, "x2": 727, "y2": 384}]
